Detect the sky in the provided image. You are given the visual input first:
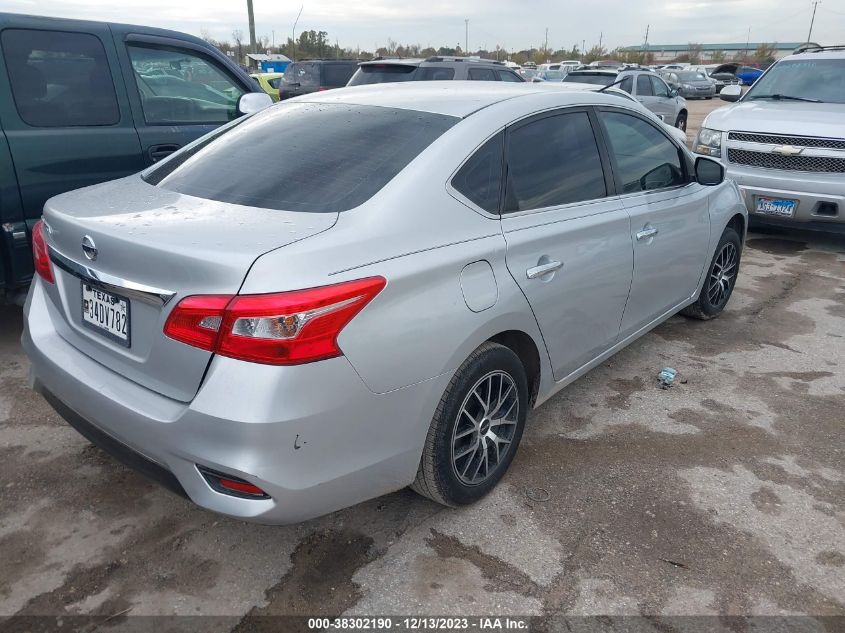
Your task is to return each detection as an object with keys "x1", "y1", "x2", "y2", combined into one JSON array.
[{"x1": 2, "y1": 0, "x2": 843, "y2": 53}]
